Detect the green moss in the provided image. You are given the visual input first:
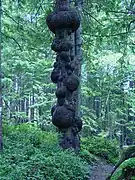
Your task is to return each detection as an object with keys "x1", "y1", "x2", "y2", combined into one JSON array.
[{"x1": 111, "y1": 158, "x2": 135, "y2": 180}]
